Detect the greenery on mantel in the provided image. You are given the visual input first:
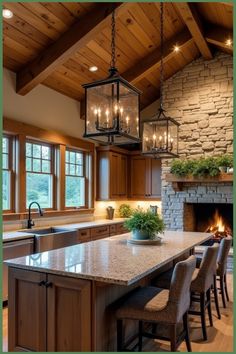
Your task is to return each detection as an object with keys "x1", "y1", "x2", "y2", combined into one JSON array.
[{"x1": 170, "y1": 155, "x2": 233, "y2": 178}]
